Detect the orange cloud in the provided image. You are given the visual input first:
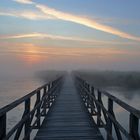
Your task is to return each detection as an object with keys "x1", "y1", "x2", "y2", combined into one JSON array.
[
  {"x1": 1, "y1": 33, "x2": 139, "y2": 47},
  {"x1": 1, "y1": 43, "x2": 140, "y2": 67},
  {"x1": 1, "y1": 42, "x2": 136, "y2": 57}
]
